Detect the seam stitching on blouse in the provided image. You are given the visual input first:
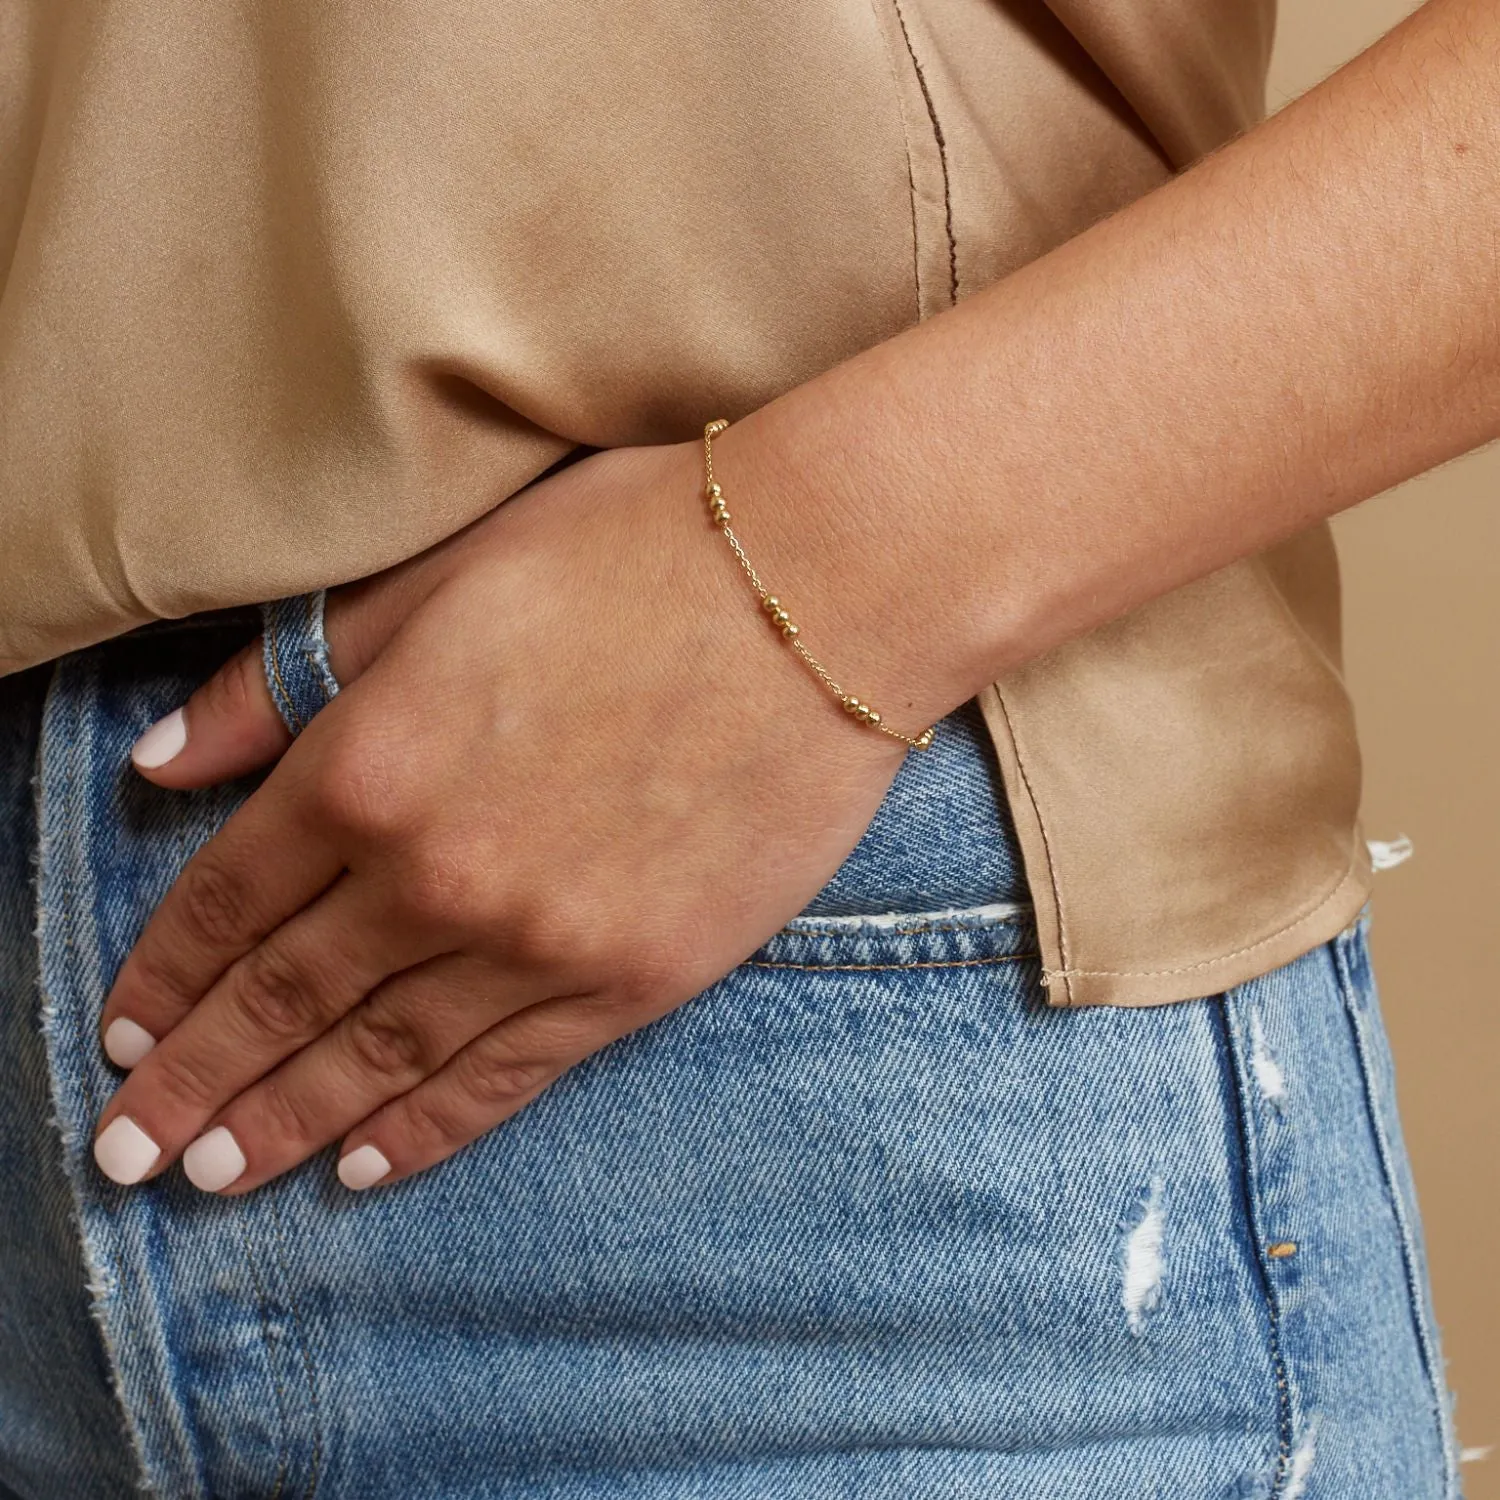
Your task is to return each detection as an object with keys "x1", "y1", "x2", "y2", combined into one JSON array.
[
  {"x1": 888, "y1": 0, "x2": 959, "y2": 305},
  {"x1": 1045, "y1": 840, "x2": 1367, "y2": 980},
  {"x1": 989, "y1": 690, "x2": 1073, "y2": 1004},
  {"x1": 865, "y1": 0, "x2": 924, "y2": 318}
]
